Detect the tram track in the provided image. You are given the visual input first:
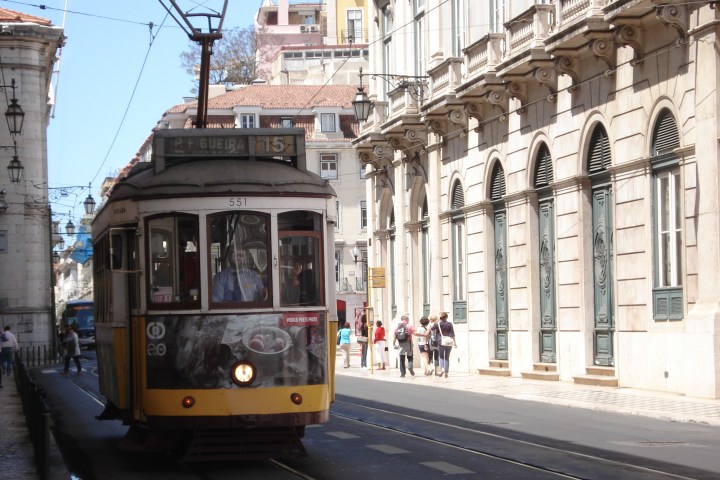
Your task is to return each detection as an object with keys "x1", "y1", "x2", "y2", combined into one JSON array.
[
  {"x1": 331, "y1": 399, "x2": 705, "y2": 480},
  {"x1": 47, "y1": 368, "x2": 713, "y2": 479}
]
